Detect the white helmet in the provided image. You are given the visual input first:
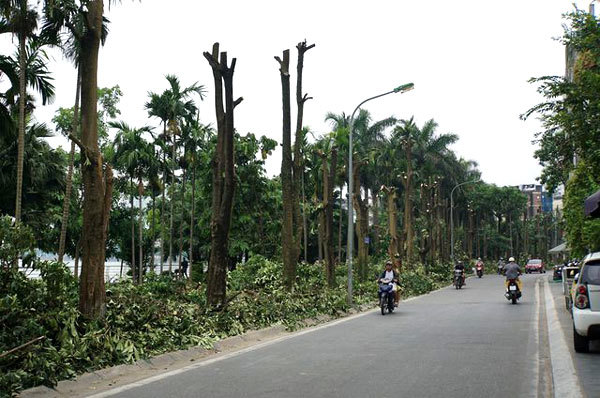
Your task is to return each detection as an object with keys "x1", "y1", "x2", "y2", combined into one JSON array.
[{"x1": 509, "y1": 257, "x2": 515, "y2": 262}]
